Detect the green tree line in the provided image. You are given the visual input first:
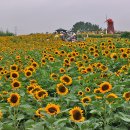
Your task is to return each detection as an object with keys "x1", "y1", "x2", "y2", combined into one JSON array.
[
  {"x1": 0, "y1": 30, "x2": 15, "y2": 36},
  {"x1": 71, "y1": 21, "x2": 102, "y2": 33}
]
